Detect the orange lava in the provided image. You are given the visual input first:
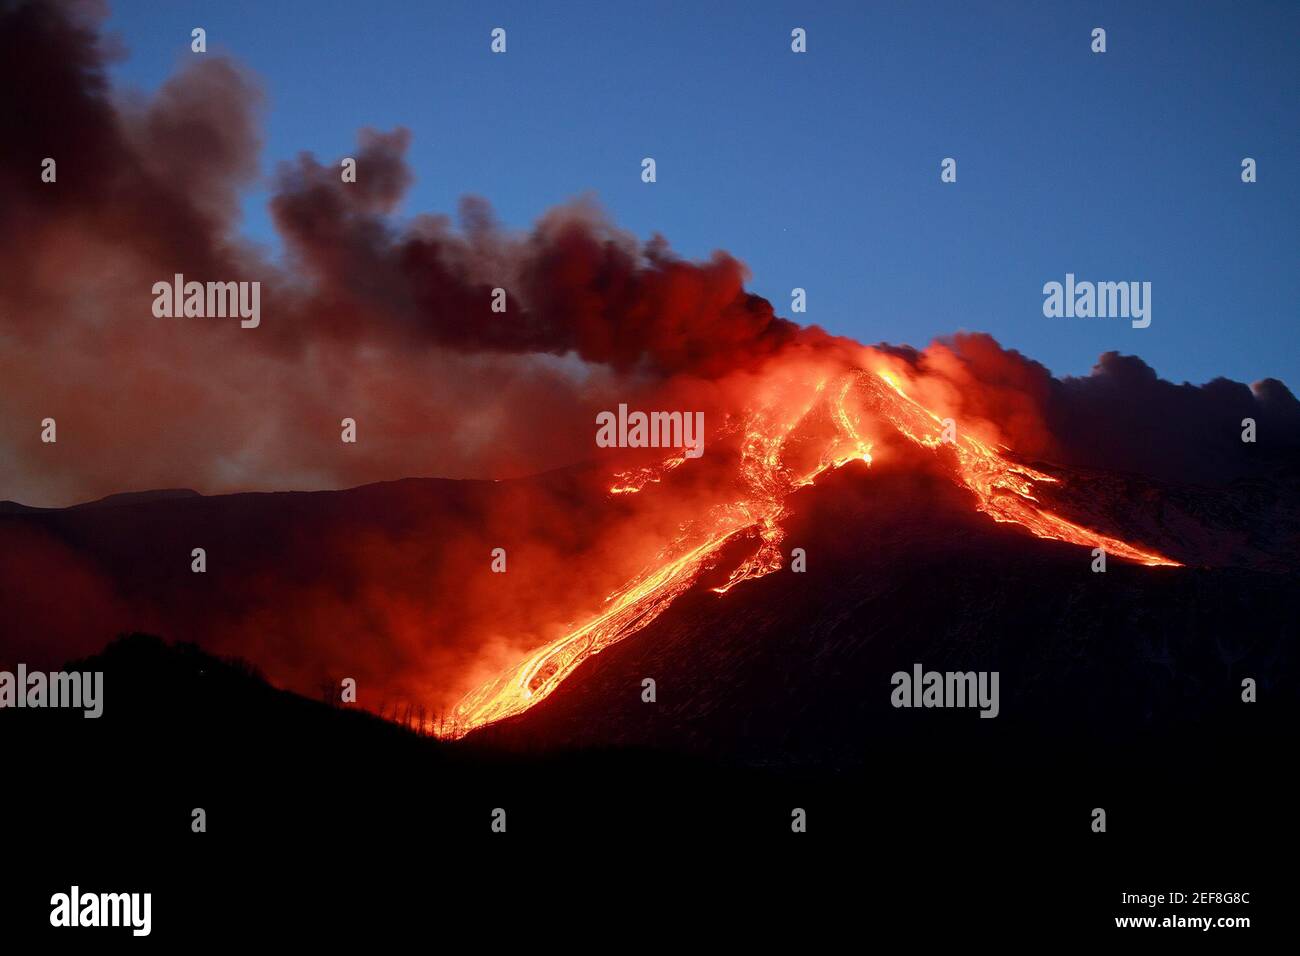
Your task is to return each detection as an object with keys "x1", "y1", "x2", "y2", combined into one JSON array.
[
  {"x1": 870, "y1": 370, "x2": 1179, "y2": 567},
  {"x1": 438, "y1": 366, "x2": 1178, "y2": 738}
]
